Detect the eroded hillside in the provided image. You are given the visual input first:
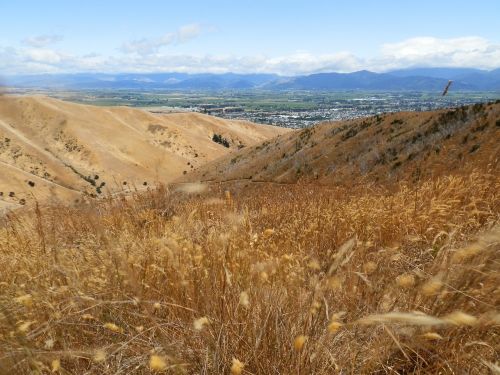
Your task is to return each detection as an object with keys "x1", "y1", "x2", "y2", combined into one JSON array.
[
  {"x1": 0, "y1": 95, "x2": 288, "y2": 209},
  {"x1": 184, "y1": 101, "x2": 500, "y2": 185}
]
